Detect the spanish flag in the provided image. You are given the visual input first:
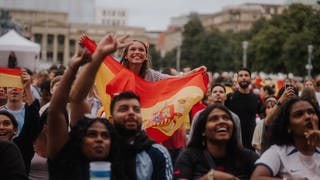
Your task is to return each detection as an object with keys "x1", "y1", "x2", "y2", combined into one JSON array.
[
  {"x1": 0, "y1": 68, "x2": 22, "y2": 88},
  {"x1": 82, "y1": 36, "x2": 208, "y2": 142}
]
